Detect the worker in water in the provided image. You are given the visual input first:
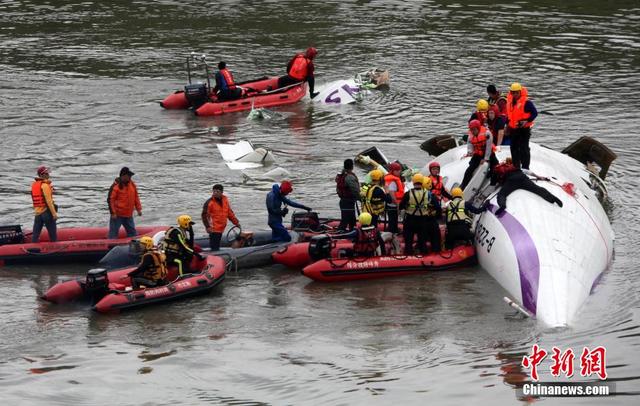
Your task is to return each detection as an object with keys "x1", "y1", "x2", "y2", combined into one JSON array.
[
  {"x1": 444, "y1": 187, "x2": 486, "y2": 249},
  {"x1": 360, "y1": 169, "x2": 390, "y2": 228},
  {"x1": 129, "y1": 236, "x2": 167, "y2": 289},
  {"x1": 491, "y1": 157, "x2": 563, "y2": 215},
  {"x1": 351, "y1": 212, "x2": 386, "y2": 257},
  {"x1": 506, "y1": 82, "x2": 538, "y2": 169},
  {"x1": 266, "y1": 180, "x2": 312, "y2": 242},
  {"x1": 277, "y1": 47, "x2": 319, "y2": 98},
  {"x1": 108, "y1": 166, "x2": 142, "y2": 239},
  {"x1": 460, "y1": 119, "x2": 499, "y2": 190},
  {"x1": 162, "y1": 215, "x2": 197, "y2": 275},
  {"x1": 427, "y1": 161, "x2": 452, "y2": 203},
  {"x1": 383, "y1": 162, "x2": 404, "y2": 233},
  {"x1": 215, "y1": 61, "x2": 244, "y2": 101},
  {"x1": 201, "y1": 184, "x2": 241, "y2": 251},
  {"x1": 31, "y1": 165, "x2": 58, "y2": 243}
]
